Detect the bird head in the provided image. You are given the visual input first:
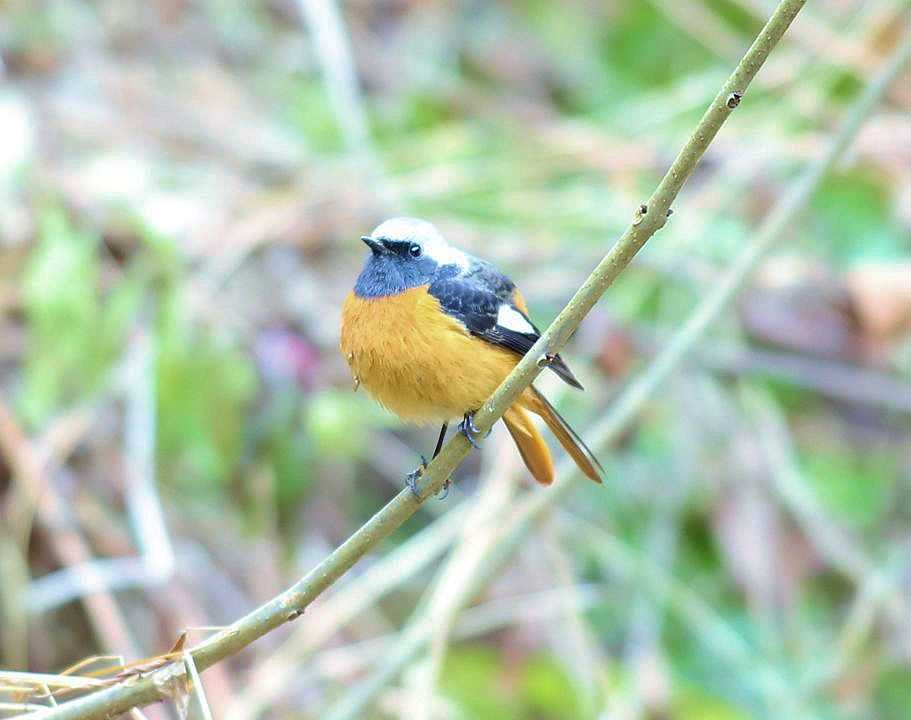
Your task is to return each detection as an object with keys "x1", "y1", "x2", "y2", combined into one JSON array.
[{"x1": 354, "y1": 217, "x2": 467, "y2": 298}]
